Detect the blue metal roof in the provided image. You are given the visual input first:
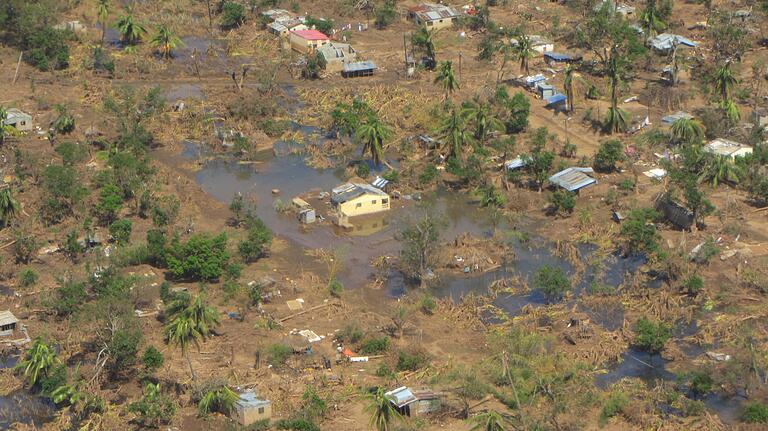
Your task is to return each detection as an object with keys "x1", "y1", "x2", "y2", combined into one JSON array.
[
  {"x1": 544, "y1": 52, "x2": 573, "y2": 62},
  {"x1": 343, "y1": 61, "x2": 377, "y2": 73},
  {"x1": 549, "y1": 167, "x2": 596, "y2": 191},
  {"x1": 546, "y1": 94, "x2": 567, "y2": 105}
]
